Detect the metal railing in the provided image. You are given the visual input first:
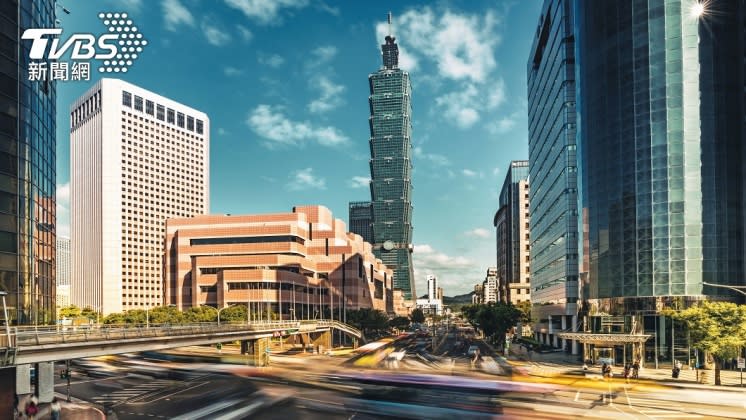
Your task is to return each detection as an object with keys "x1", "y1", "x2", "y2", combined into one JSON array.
[{"x1": 6, "y1": 319, "x2": 362, "y2": 347}]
